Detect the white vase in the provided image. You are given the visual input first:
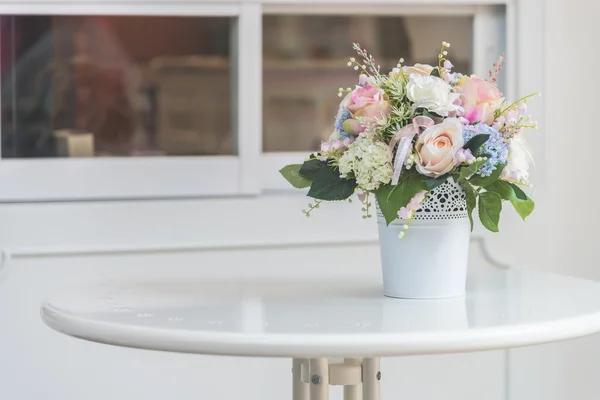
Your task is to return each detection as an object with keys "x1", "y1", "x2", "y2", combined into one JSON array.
[{"x1": 377, "y1": 178, "x2": 470, "y2": 299}]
